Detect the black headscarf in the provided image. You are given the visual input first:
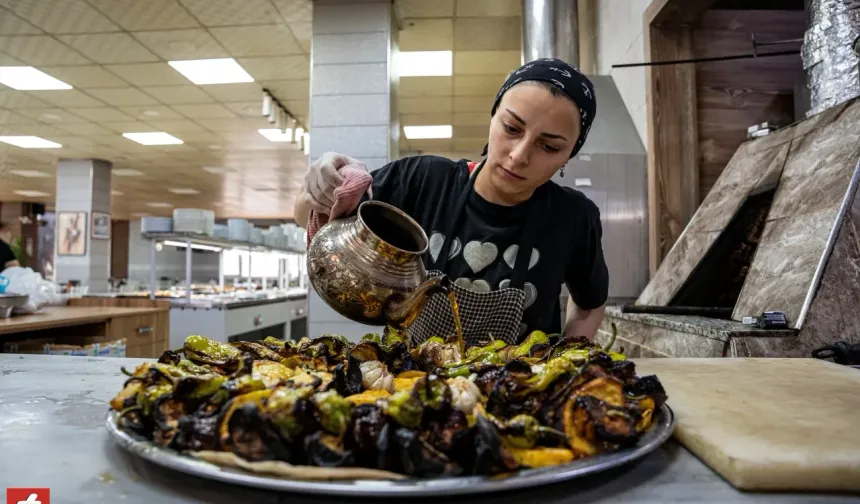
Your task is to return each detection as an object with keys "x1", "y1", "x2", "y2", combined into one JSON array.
[{"x1": 482, "y1": 58, "x2": 597, "y2": 159}]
